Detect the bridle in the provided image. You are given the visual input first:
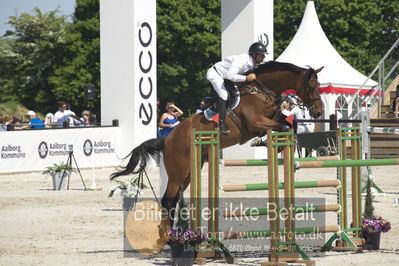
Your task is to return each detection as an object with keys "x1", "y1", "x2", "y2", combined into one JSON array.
[{"x1": 302, "y1": 74, "x2": 321, "y2": 111}]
